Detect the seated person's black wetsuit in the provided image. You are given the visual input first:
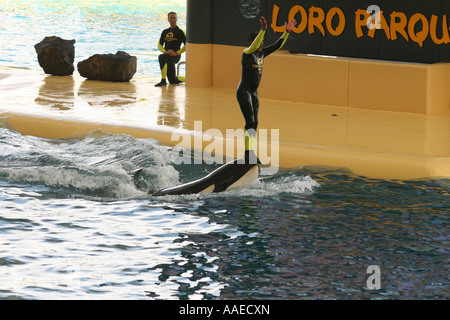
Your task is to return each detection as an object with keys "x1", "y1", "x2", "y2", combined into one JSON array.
[
  {"x1": 236, "y1": 29, "x2": 290, "y2": 152},
  {"x1": 157, "y1": 26, "x2": 186, "y2": 84}
]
